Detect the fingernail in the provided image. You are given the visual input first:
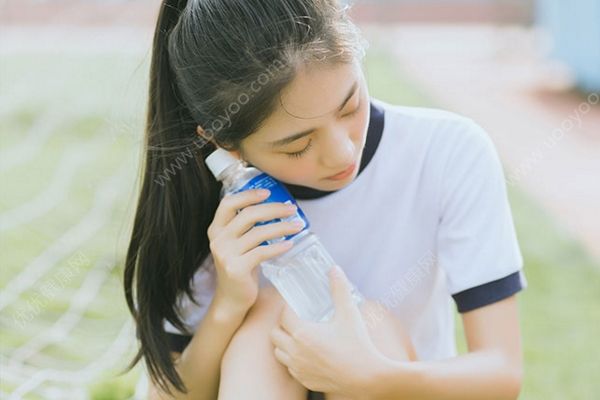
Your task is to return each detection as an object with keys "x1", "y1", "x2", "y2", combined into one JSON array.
[{"x1": 258, "y1": 189, "x2": 270, "y2": 197}]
